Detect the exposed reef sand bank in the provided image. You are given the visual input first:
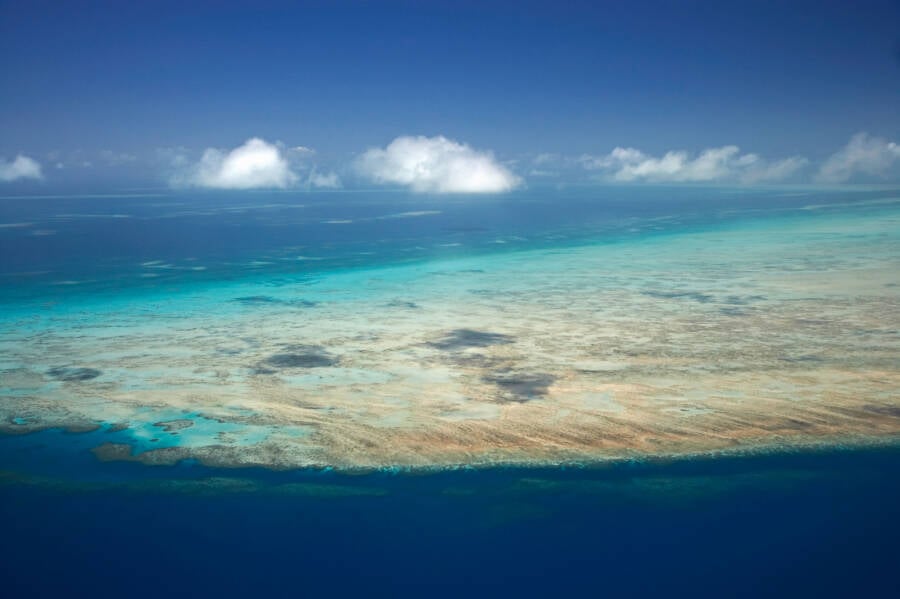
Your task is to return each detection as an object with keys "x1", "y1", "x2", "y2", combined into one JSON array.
[{"x1": 1, "y1": 200, "x2": 899, "y2": 471}]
